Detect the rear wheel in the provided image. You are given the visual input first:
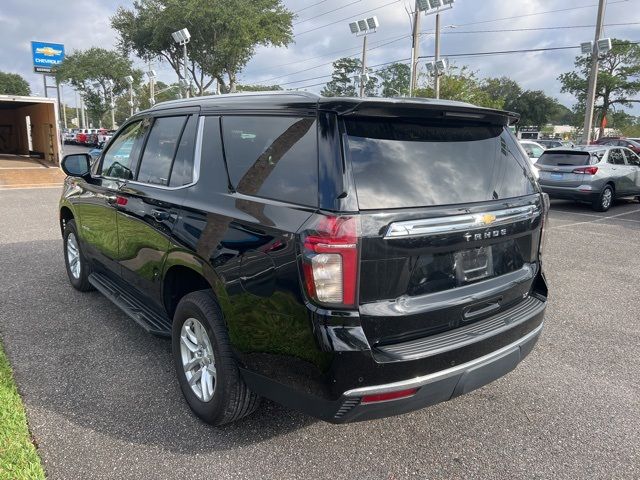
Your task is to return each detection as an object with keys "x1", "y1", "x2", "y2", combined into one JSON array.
[
  {"x1": 171, "y1": 290, "x2": 260, "y2": 426},
  {"x1": 63, "y1": 219, "x2": 93, "y2": 291},
  {"x1": 593, "y1": 185, "x2": 613, "y2": 212}
]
